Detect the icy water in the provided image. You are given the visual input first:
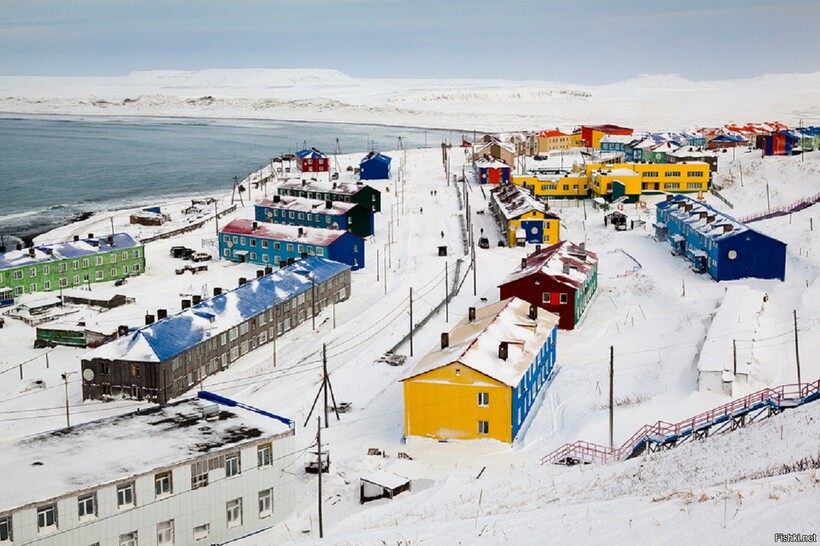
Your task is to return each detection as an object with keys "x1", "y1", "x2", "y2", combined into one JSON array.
[{"x1": 0, "y1": 116, "x2": 452, "y2": 241}]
